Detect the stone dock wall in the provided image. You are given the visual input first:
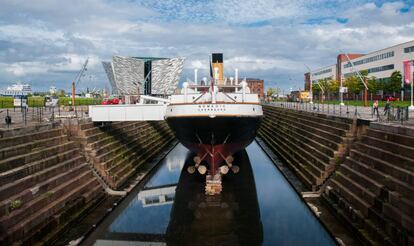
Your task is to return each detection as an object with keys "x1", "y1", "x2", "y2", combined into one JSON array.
[
  {"x1": 259, "y1": 105, "x2": 413, "y2": 245},
  {"x1": 0, "y1": 119, "x2": 175, "y2": 244}
]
